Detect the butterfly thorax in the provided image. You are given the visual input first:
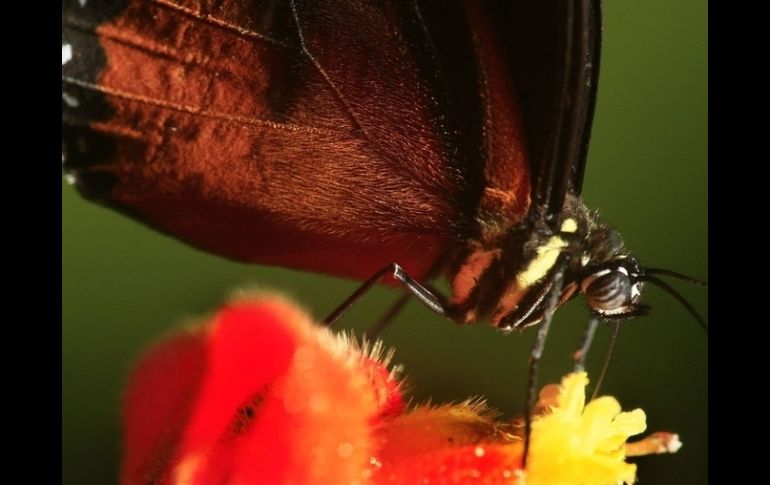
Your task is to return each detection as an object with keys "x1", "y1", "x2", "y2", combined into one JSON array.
[{"x1": 447, "y1": 195, "x2": 645, "y2": 330}]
